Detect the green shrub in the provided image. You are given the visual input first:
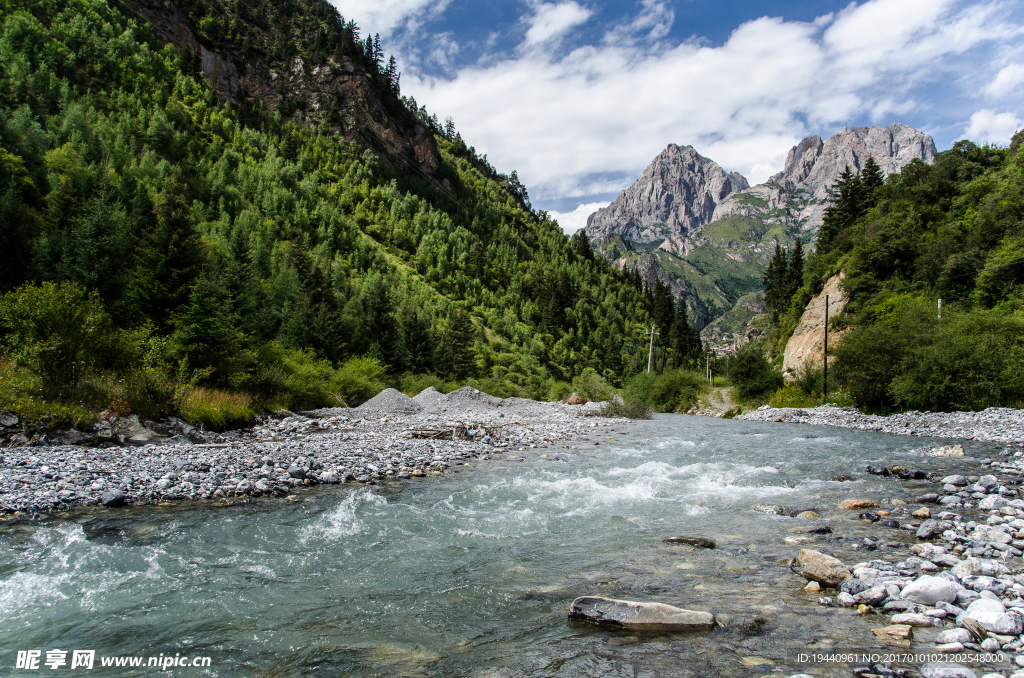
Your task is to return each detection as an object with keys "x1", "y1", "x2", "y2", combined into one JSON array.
[
  {"x1": 573, "y1": 368, "x2": 614, "y2": 401},
  {"x1": 729, "y1": 344, "x2": 784, "y2": 401},
  {"x1": 546, "y1": 380, "x2": 573, "y2": 402},
  {"x1": 623, "y1": 369, "x2": 705, "y2": 412},
  {"x1": 835, "y1": 297, "x2": 1024, "y2": 412},
  {"x1": 600, "y1": 399, "x2": 653, "y2": 419},
  {"x1": 0, "y1": 282, "x2": 114, "y2": 398},
  {"x1": 330, "y1": 356, "x2": 389, "y2": 407},
  {"x1": 769, "y1": 383, "x2": 818, "y2": 408}
]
